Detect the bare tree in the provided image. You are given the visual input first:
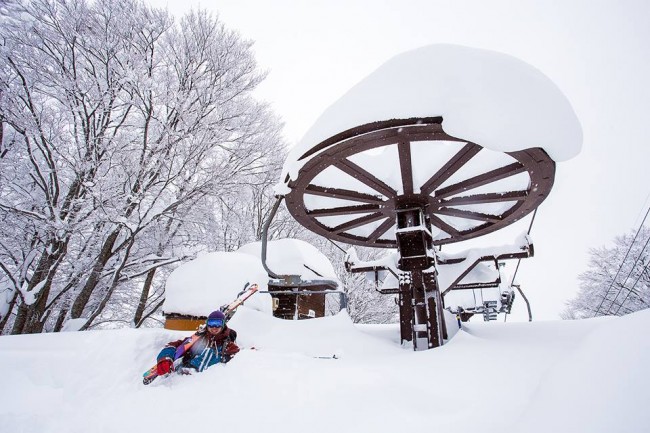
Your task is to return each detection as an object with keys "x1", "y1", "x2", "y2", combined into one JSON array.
[
  {"x1": 0, "y1": 0, "x2": 285, "y2": 333},
  {"x1": 562, "y1": 226, "x2": 650, "y2": 319}
]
